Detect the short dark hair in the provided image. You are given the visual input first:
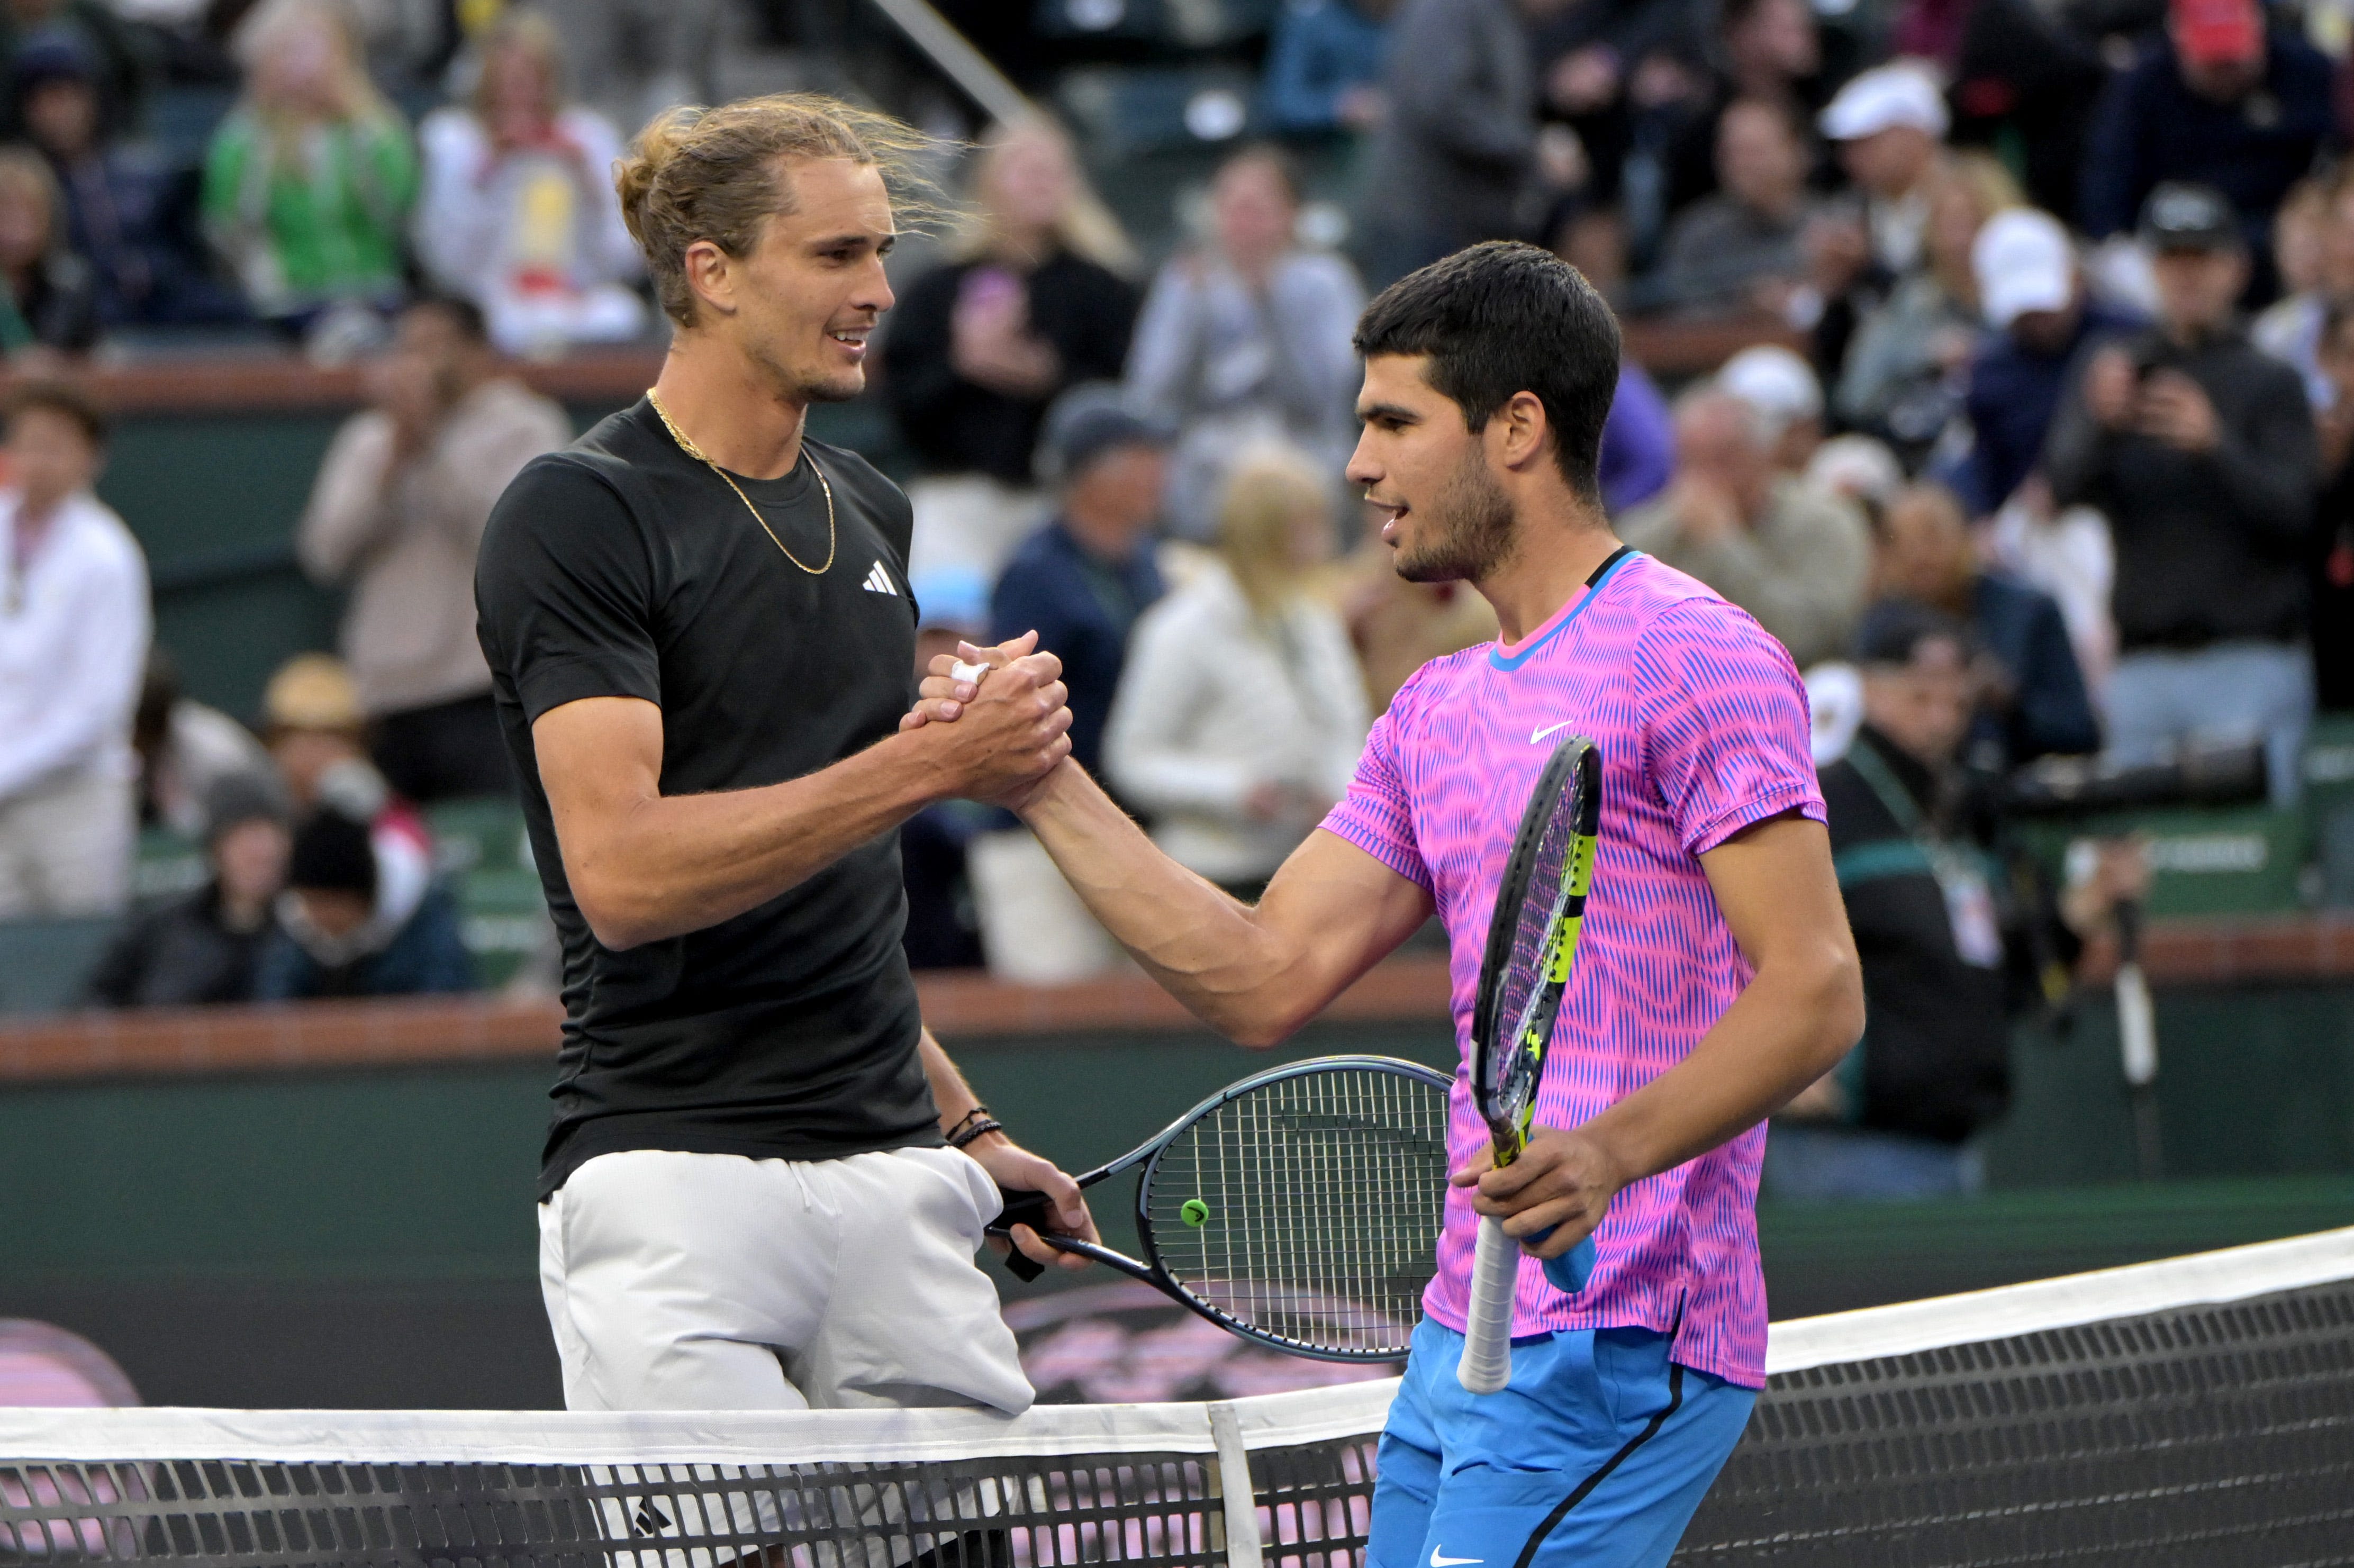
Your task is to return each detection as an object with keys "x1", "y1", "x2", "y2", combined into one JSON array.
[
  {"x1": 1353, "y1": 241, "x2": 1621, "y2": 501},
  {"x1": 5, "y1": 378, "x2": 107, "y2": 448},
  {"x1": 409, "y1": 294, "x2": 490, "y2": 346}
]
